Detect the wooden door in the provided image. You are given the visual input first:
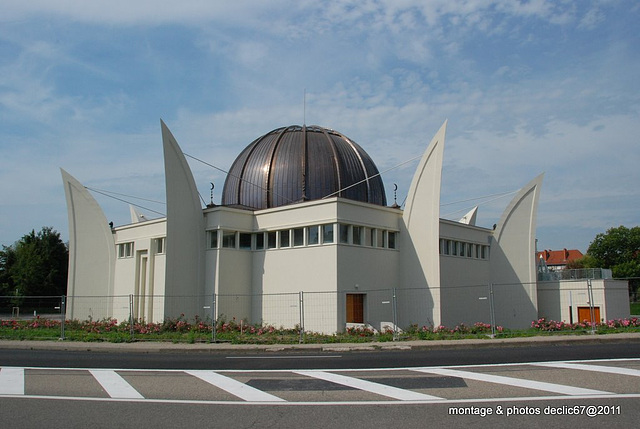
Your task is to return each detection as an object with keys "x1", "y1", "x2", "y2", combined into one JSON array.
[
  {"x1": 577, "y1": 306, "x2": 600, "y2": 324},
  {"x1": 346, "y1": 294, "x2": 364, "y2": 323}
]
